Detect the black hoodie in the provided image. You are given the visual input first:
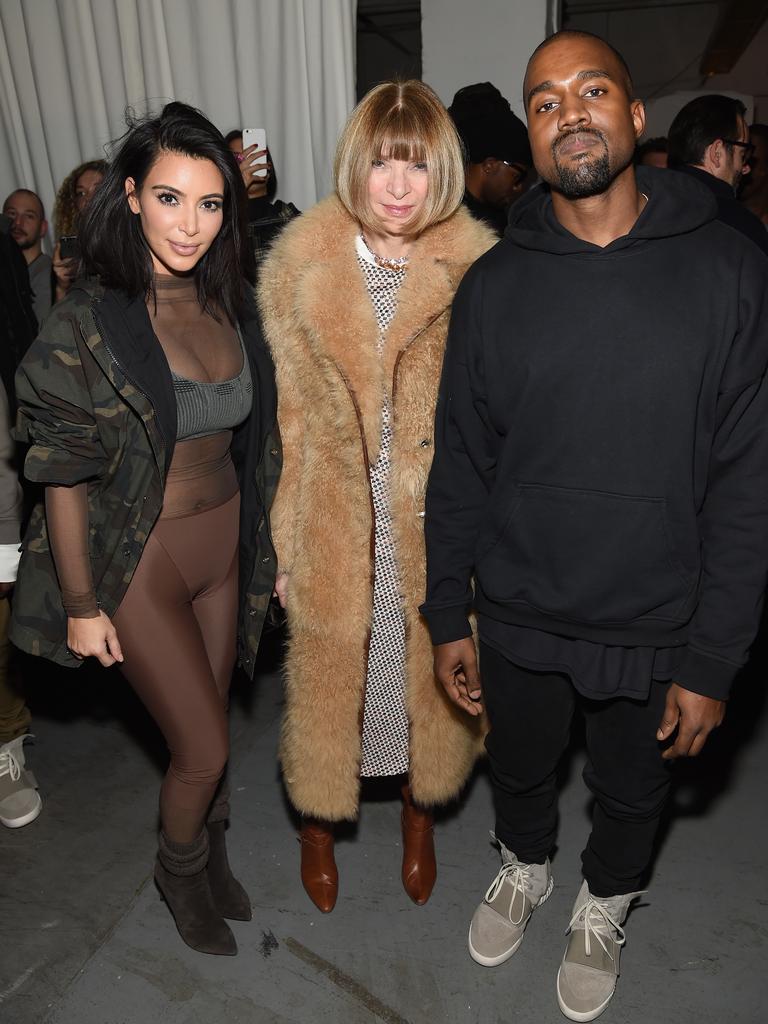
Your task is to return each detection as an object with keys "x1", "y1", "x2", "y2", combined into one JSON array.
[{"x1": 421, "y1": 167, "x2": 768, "y2": 700}]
